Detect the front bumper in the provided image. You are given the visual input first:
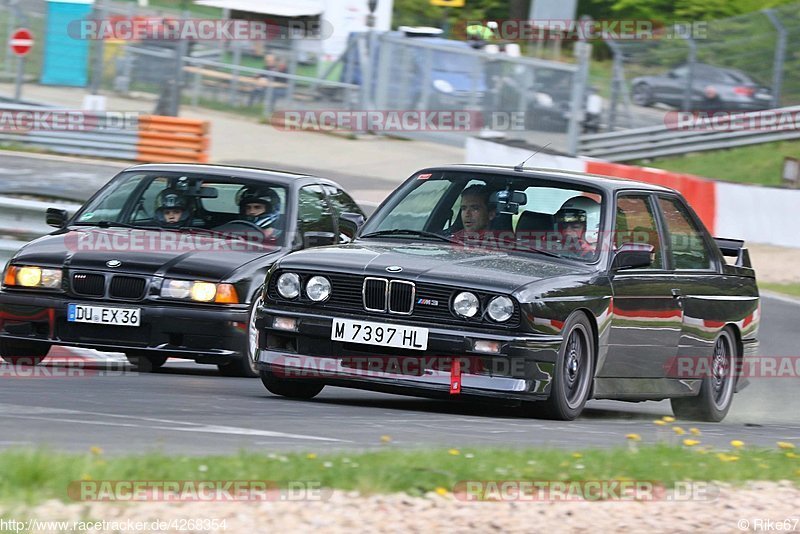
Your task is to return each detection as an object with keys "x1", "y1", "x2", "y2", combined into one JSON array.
[
  {"x1": 256, "y1": 306, "x2": 562, "y2": 402},
  {"x1": 0, "y1": 291, "x2": 249, "y2": 363}
]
